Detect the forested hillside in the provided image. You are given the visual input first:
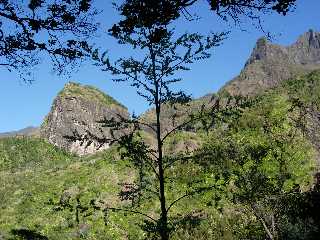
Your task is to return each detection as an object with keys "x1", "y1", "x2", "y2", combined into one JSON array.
[{"x1": 1, "y1": 71, "x2": 320, "y2": 239}]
